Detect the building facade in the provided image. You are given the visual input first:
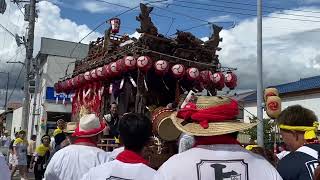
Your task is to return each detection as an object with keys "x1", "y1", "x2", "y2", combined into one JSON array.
[{"x1": 27, "y1": 38, "x2": 88, "y2": 142}]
